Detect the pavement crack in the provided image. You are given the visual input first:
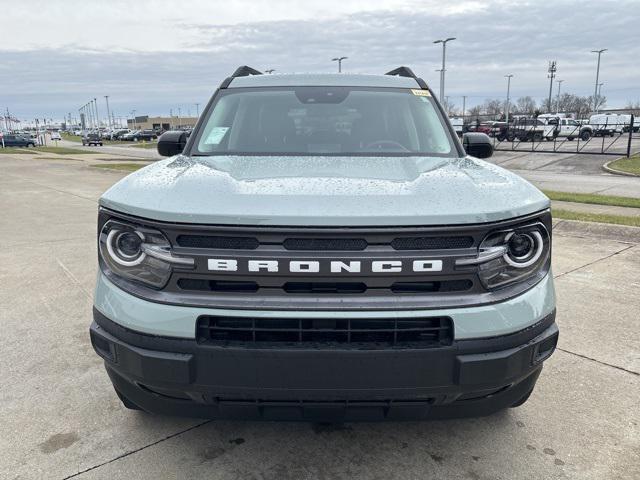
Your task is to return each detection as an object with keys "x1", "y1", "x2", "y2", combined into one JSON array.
[
  {"x1": 557, "y1": 348, "x2": 639, "y2": 376},
  {"x1": 55, "y1": 258, "x2": 92, "y2": 300},
  {"x1": 61, "y1": 420, "x2": 212, "y2": 479},
  {"x1": 554, "y1": 244, "x2": 636, "y2": 279}
]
